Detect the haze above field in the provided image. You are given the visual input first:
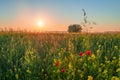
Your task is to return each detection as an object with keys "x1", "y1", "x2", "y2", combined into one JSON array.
[{"x1": 0, "y1": 0, "x2": 120, "y2": 32}]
